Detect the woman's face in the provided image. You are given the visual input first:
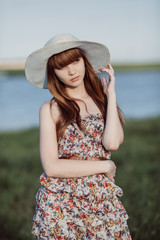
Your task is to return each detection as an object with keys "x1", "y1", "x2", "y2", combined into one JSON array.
[{"x1": 54, "y1": 57, "x2": 85, "y2": 88}]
